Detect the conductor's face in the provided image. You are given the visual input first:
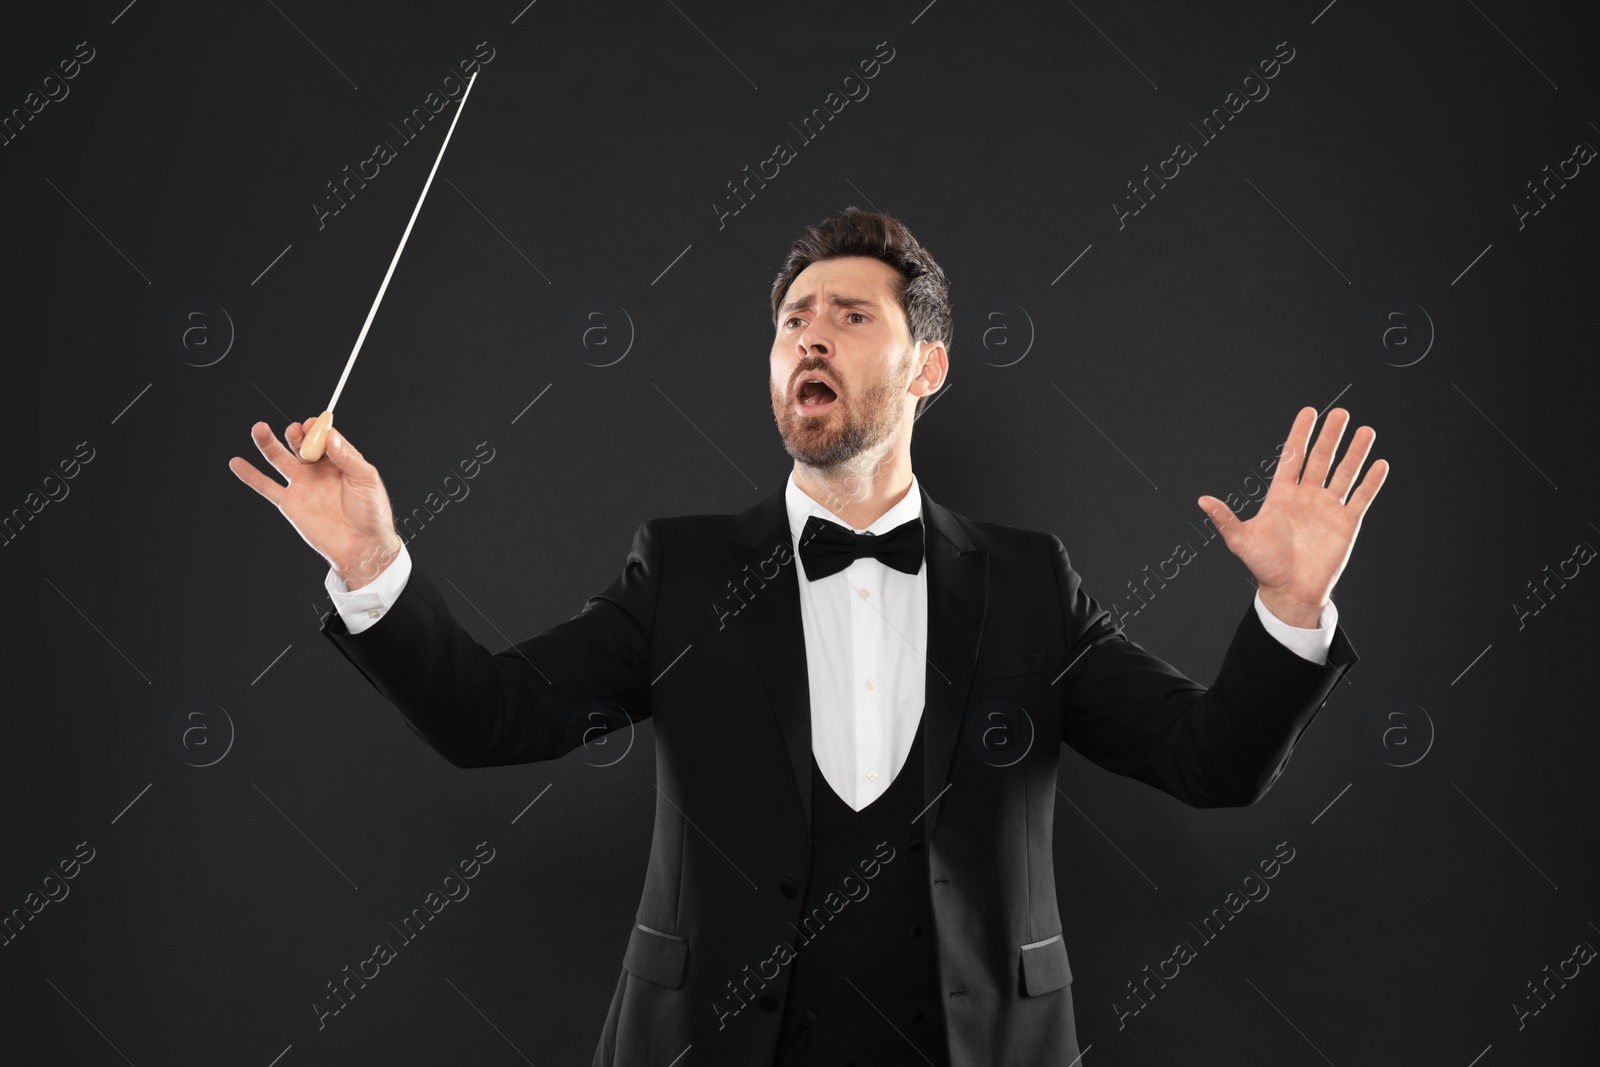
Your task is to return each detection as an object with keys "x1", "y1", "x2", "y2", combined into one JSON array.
[{"x1": 769, "y1": 256, "x2": 917, "y2": 469}]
